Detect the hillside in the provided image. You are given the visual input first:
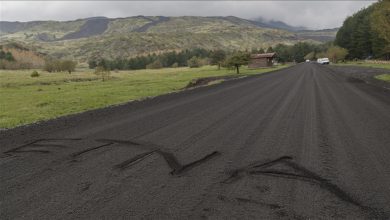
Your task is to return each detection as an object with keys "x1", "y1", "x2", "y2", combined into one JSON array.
[{"x1": 0, "y1": 16, "x2": 337, "y2": 62}]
